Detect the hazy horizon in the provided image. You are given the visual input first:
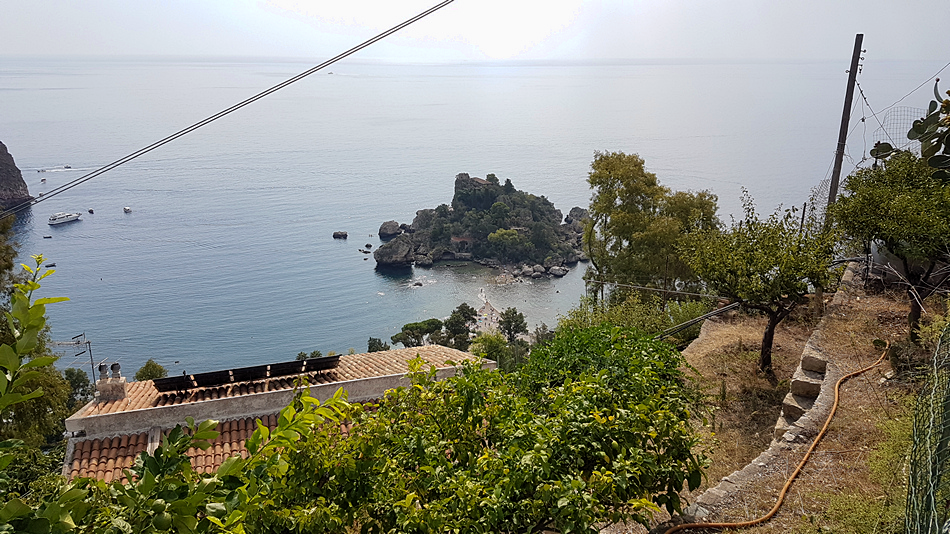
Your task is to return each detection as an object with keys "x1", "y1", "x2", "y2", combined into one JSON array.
[{"x1": 3, "y1": 1, "x2": 948, "y2": 64}]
